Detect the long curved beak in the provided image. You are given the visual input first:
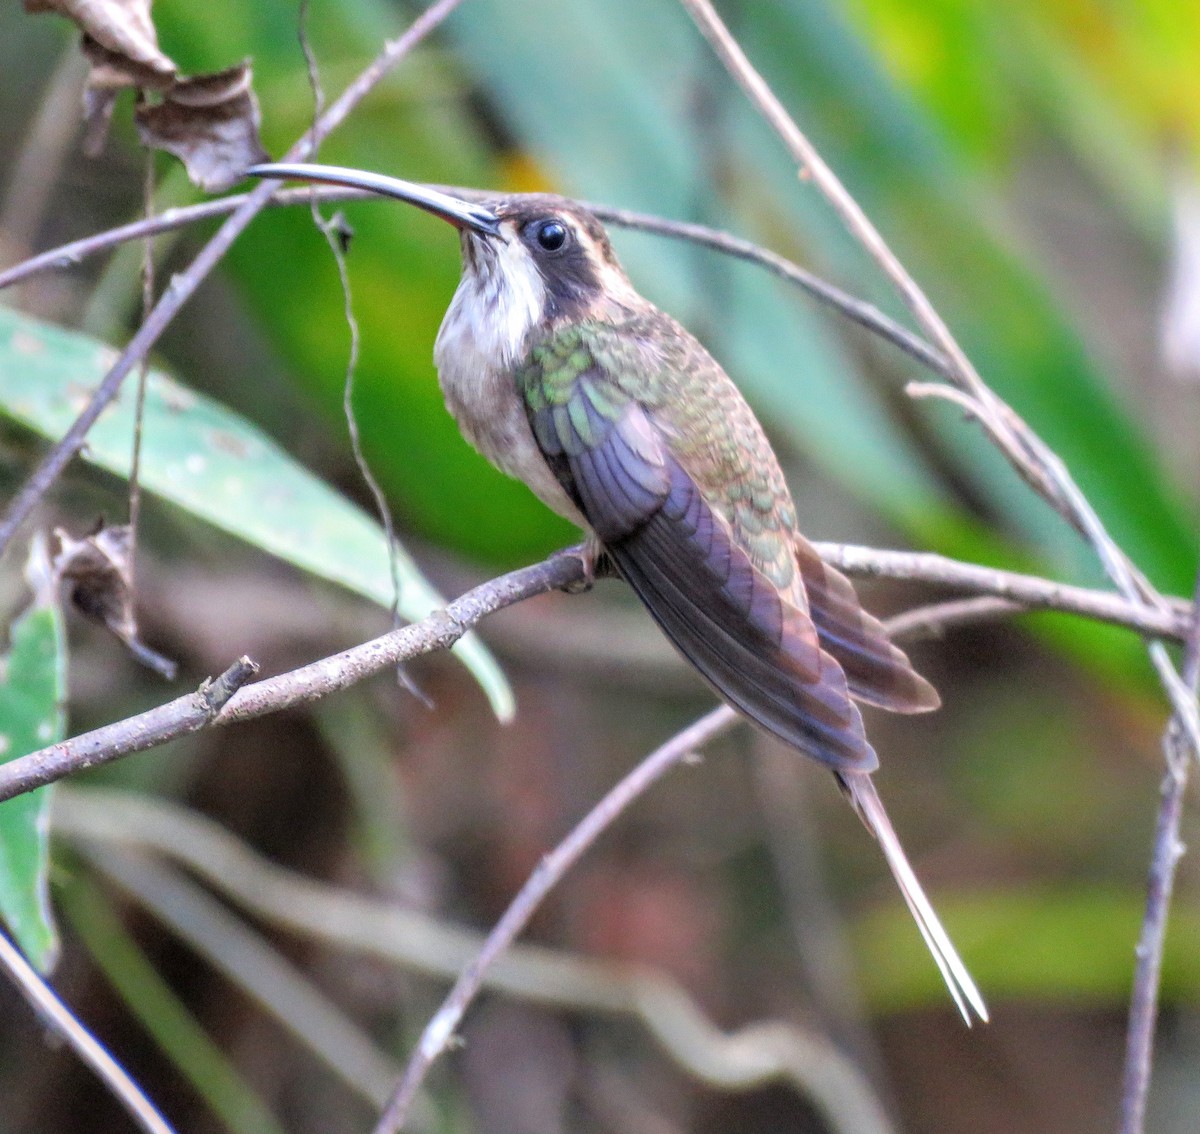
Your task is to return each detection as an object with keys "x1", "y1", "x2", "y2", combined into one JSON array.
[{"x1": 245, "y1": 162, "x2": 501, "y2": 237}]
